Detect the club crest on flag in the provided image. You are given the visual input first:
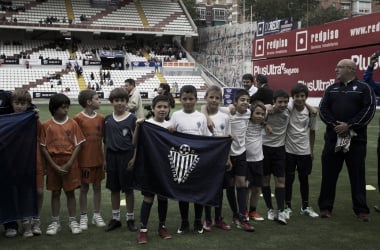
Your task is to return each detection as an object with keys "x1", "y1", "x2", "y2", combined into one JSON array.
[{"x1": 168, "y1": 144, "x2": 199, "y2": 184}]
